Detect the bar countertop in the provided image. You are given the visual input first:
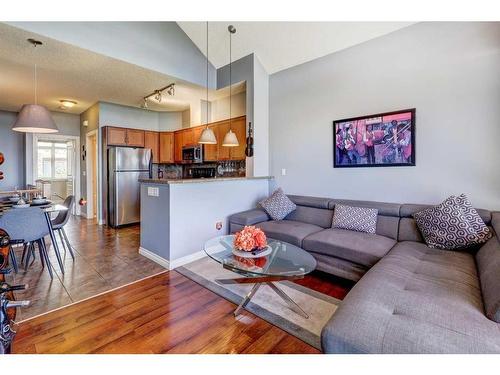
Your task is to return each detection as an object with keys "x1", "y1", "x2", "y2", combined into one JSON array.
[{"x1": 139, "y1": 176, "x2": 273, "y2": 185}]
